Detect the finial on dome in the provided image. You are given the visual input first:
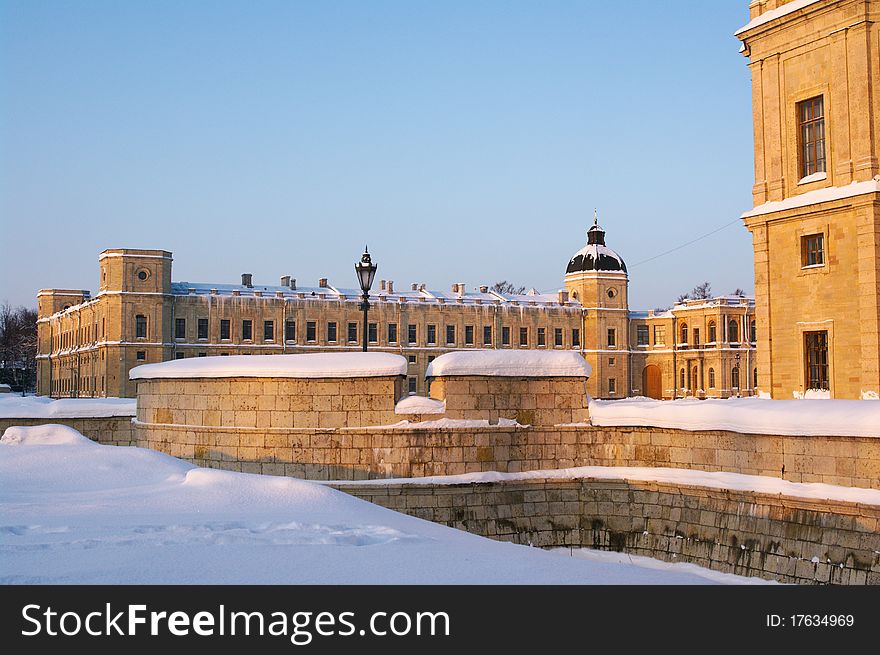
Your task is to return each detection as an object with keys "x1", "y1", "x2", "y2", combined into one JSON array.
[{"x1": 593, "y1": 208, "x2": 598, "y2": 227}]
